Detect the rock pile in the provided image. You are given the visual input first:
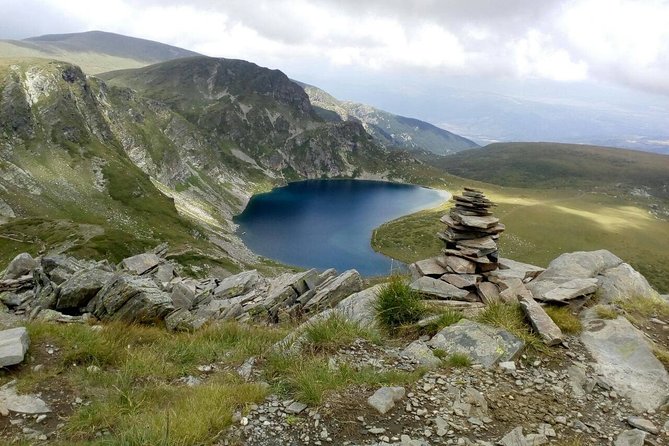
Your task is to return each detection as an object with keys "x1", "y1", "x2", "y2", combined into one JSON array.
[
  {"x1": 409, "y1": 188, "x2": 523, "y2": 310},
  {"x1": 409, "y1": 188, "x2": 566, "y2": 345},
  {"x1": 0, "y1": 248, "x2": 363, "y2": 332},
  {"x1": 438, "y1": 187, "x2": 505, "y2": 274}
]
